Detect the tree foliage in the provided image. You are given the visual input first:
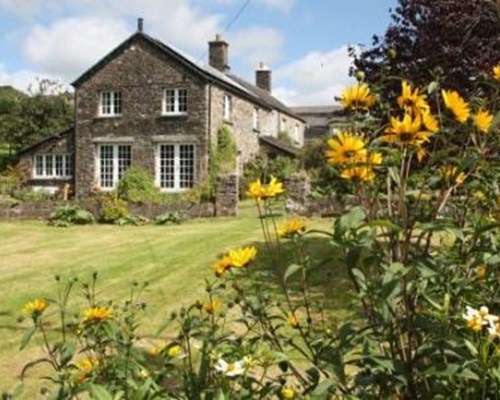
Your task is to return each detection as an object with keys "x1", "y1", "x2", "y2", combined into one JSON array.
[
  {"x1": 0, "y1": 79, "x2": 73, "y2": 155},
  {"x1": 353, "y1": 0, "x2": 500, "y2": 95}
]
